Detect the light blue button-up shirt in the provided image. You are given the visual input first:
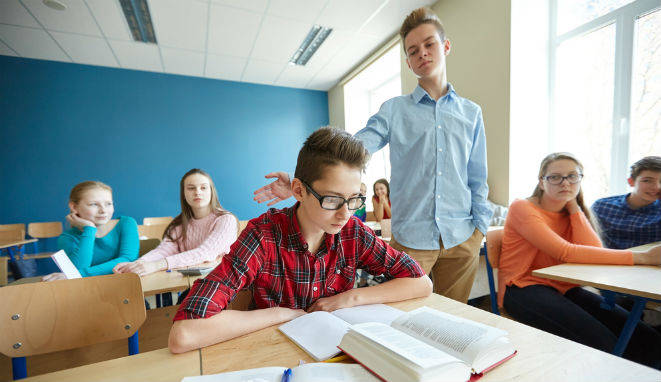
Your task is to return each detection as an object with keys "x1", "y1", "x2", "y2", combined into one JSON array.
[{"x1": 355, "y1": 84, "x2": 493, "y2": 250}]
